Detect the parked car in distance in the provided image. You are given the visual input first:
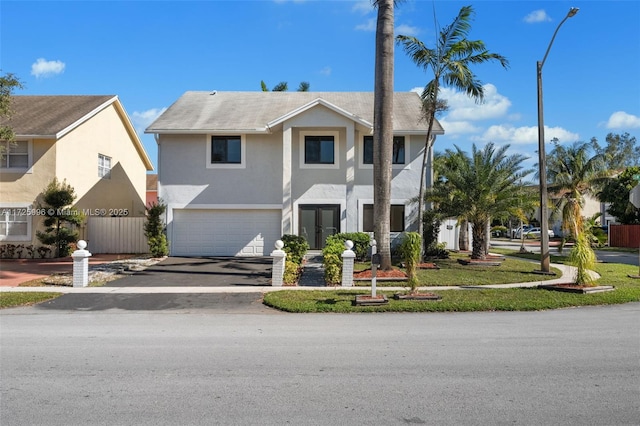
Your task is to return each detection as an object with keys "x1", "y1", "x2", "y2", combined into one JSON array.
[
  {"x1": 524, "y1": 227, "x2": 554, "y2": 239},
  {"x1": 511, "y1": 225, "x2": 533, "y2": 239}
]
